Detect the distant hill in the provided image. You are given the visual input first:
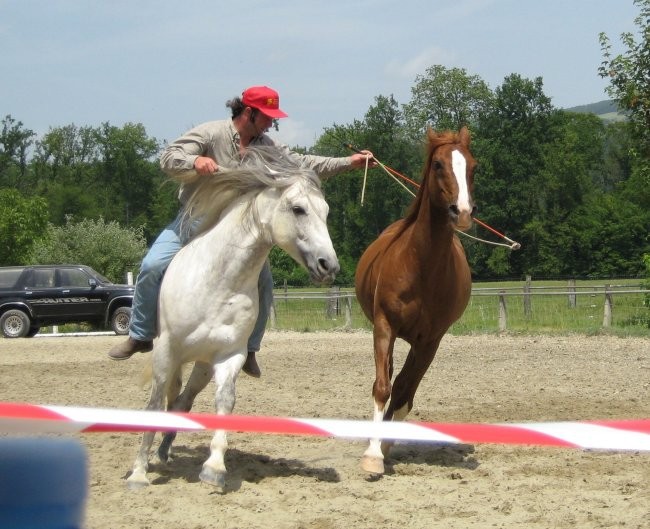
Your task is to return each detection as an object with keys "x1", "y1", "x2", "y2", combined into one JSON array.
[{"x1": 564, "y1": 99, "x2": 627, "y2": 122}]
